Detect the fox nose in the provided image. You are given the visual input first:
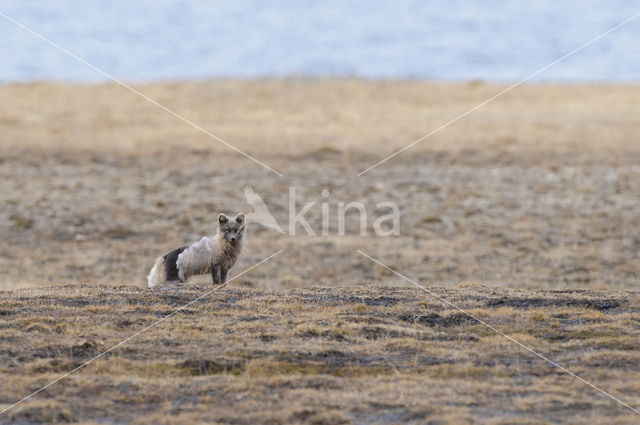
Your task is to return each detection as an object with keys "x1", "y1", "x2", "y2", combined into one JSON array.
[{"x1": 231, "y1": 237, "x2": 236, "y2": 242}]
